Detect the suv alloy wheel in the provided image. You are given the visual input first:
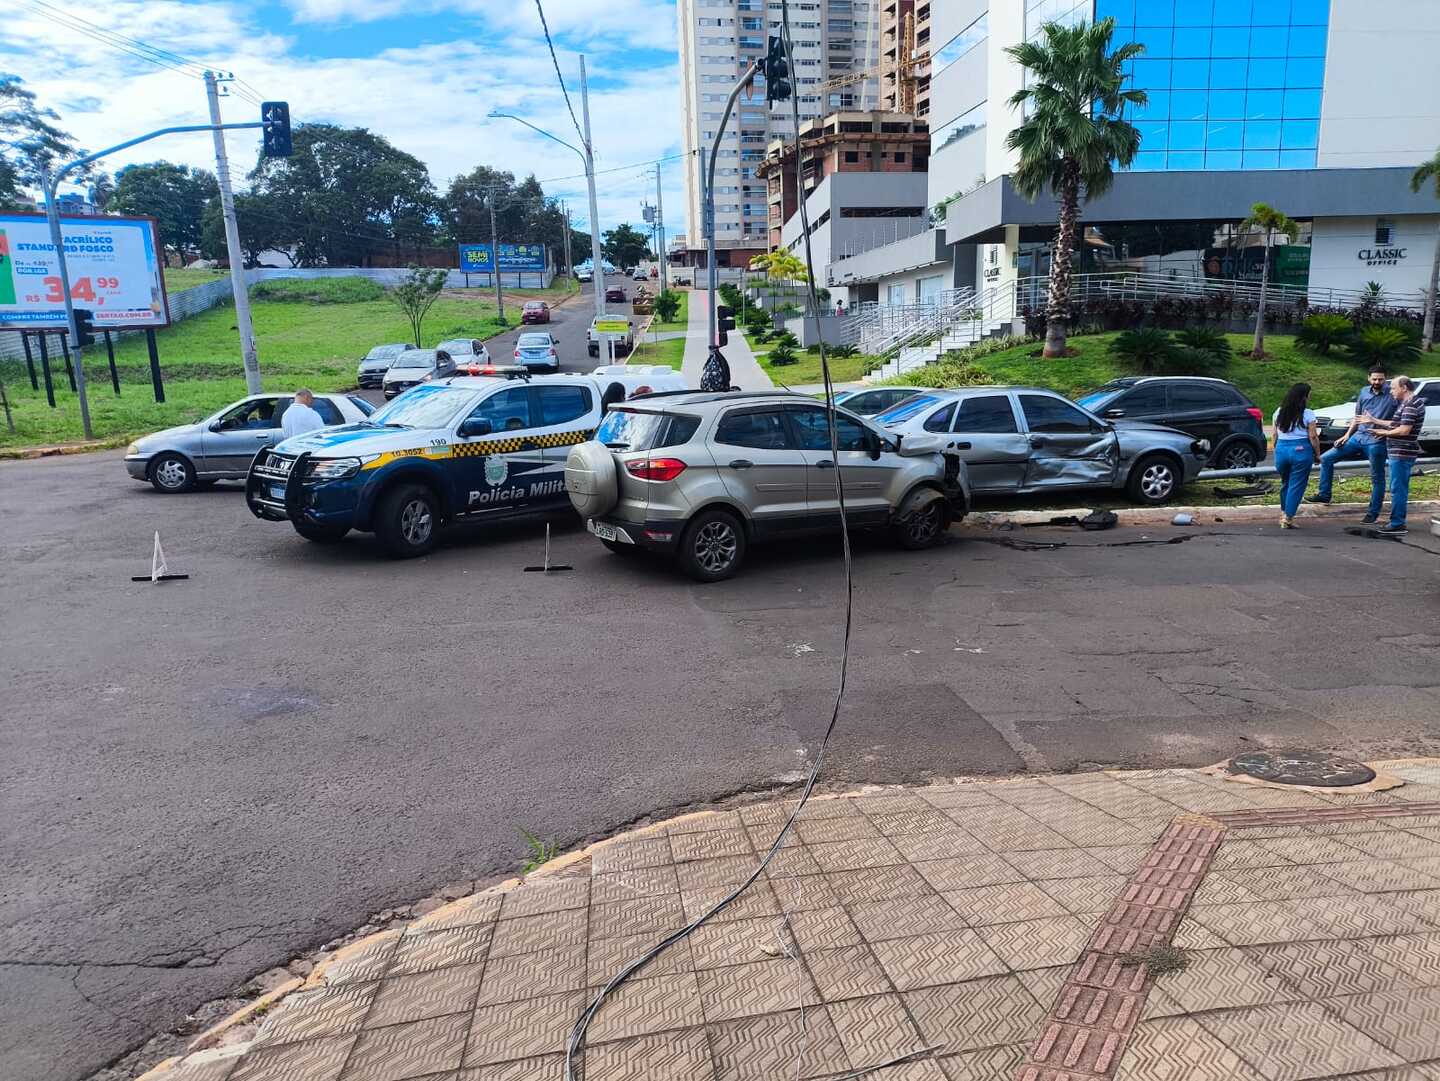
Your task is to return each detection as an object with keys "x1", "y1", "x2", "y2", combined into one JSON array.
[{"x1": 678, "y1": 508, "x2": 746, "y2": 582}]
